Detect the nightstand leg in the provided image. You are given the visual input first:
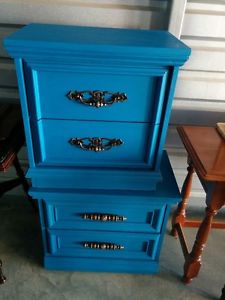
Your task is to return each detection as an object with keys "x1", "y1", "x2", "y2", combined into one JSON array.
[
  {"x1": 171, "y1": 162, "x2": 194, "y2": 237},
  {"x1": 182, "y1": 183, "x2": 225, "y2": 283}
]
